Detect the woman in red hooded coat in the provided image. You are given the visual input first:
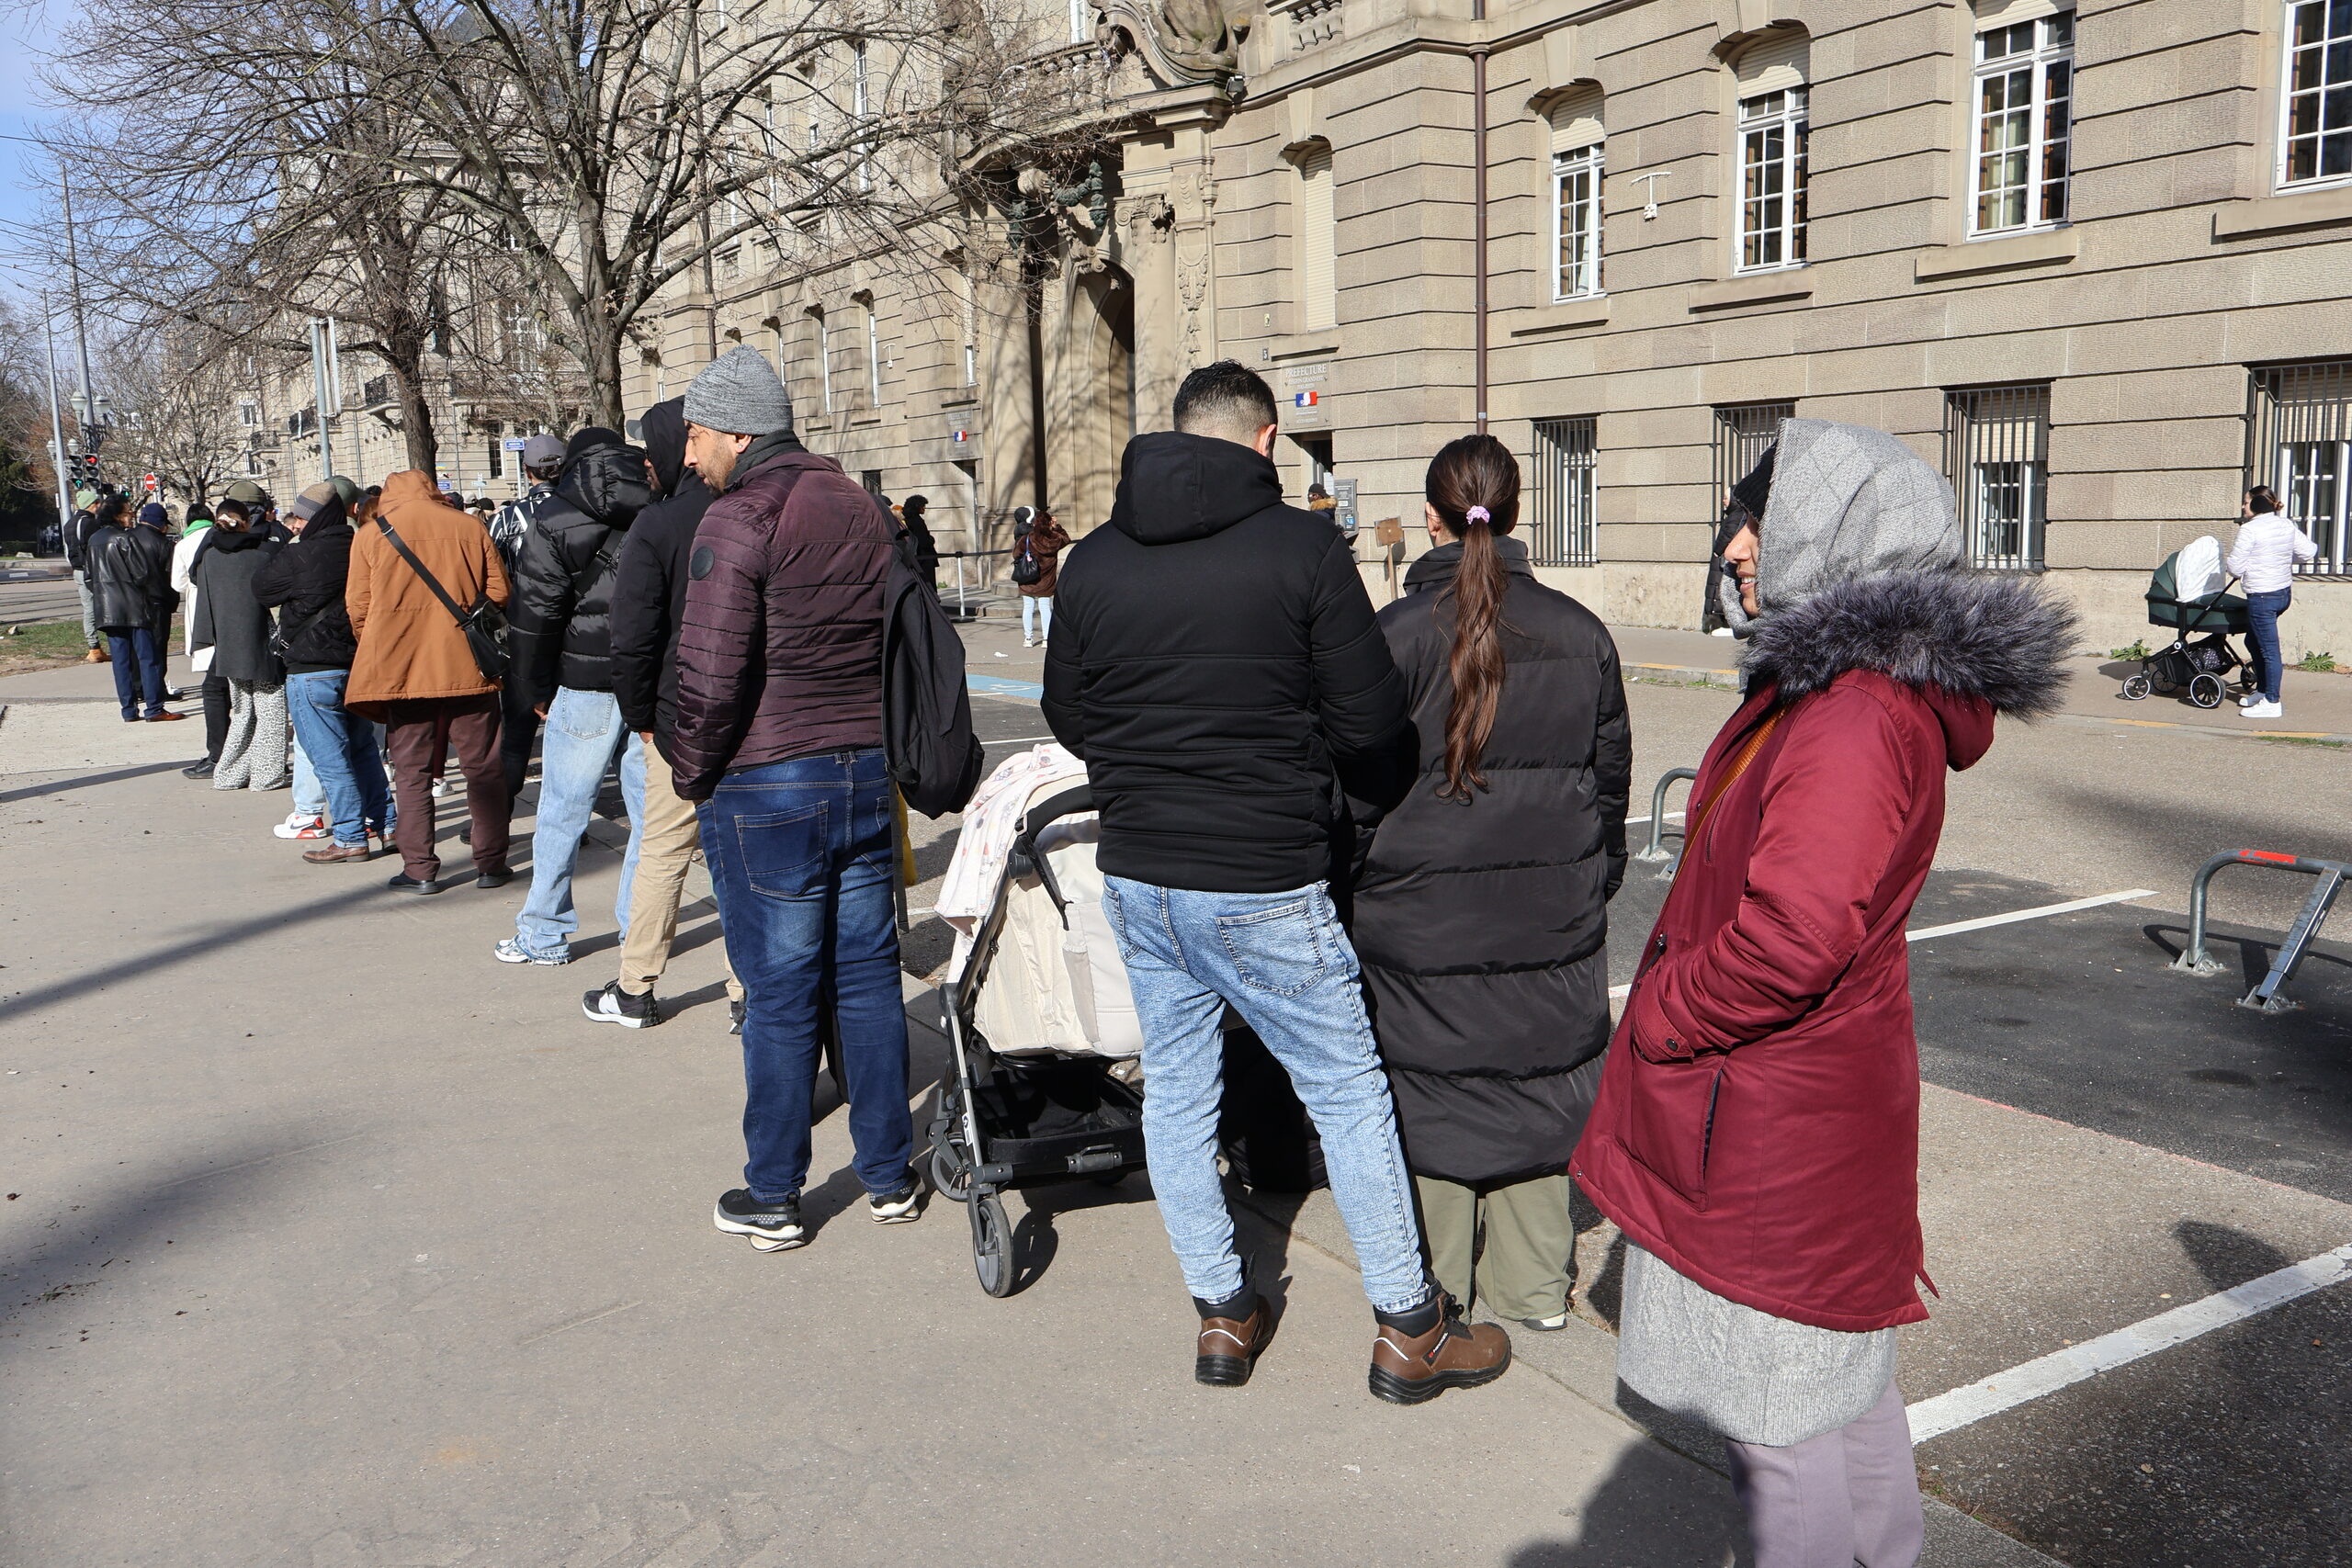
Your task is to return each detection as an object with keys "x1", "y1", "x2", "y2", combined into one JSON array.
[{"x1": 1573, "y1": 421, "x2": 2075, "y2": 1568}]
